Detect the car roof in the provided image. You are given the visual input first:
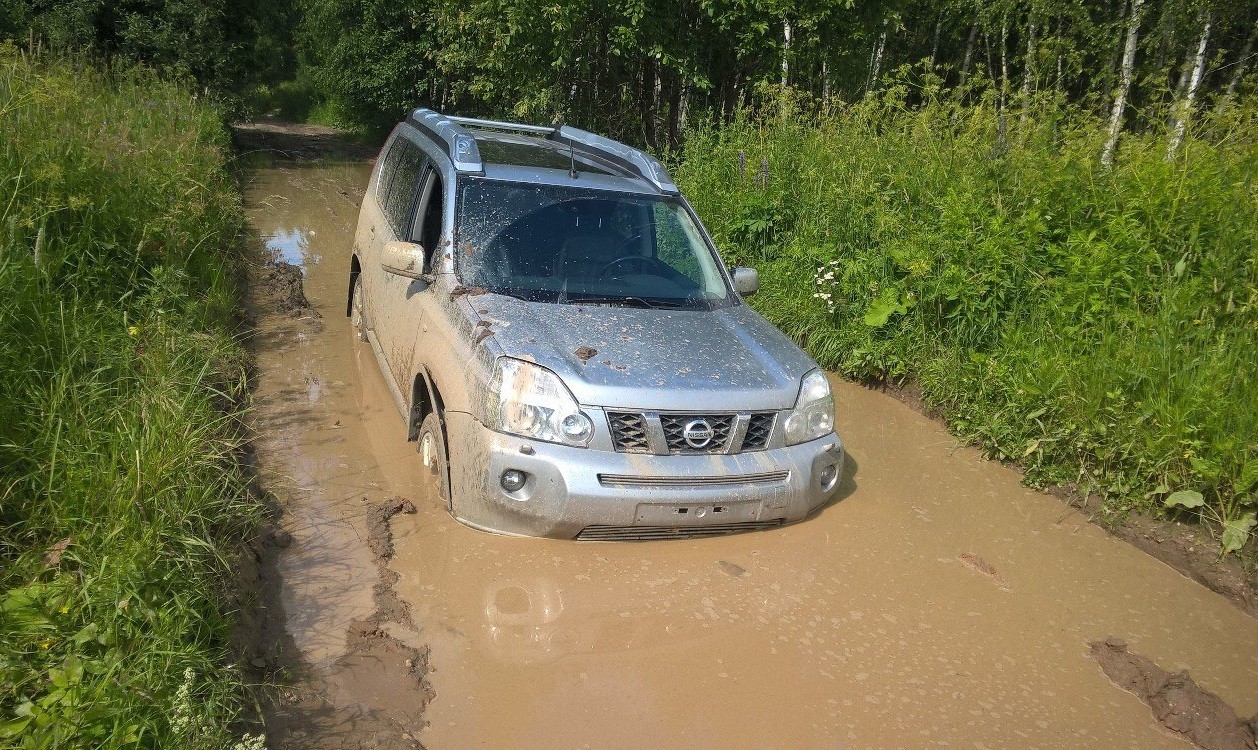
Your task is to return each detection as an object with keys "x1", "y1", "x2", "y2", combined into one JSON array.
[
  {"x1": 468, "y1": 132, "x2": 665, "y2": 196},
  {"x1": 402, "y1": 109, "x2": 679, "y2": 197}
]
